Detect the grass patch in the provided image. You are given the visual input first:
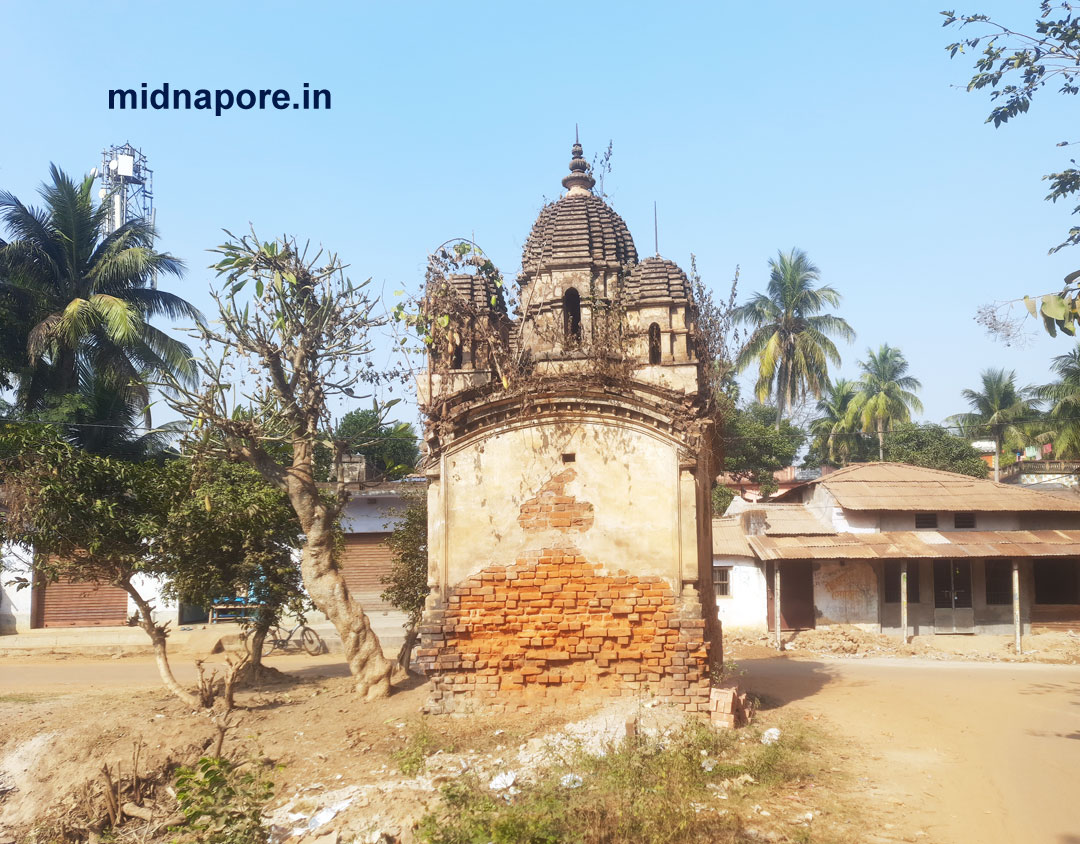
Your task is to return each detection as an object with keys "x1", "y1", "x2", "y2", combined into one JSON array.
[
  {"x1": 0, "y1": 692, "x2": 51, "y2": 704},
  {"x1": 416, "y1": 719, "x2": 820, "y2": 844},
  {"x1": 394, "y1": 719, "x2": 454, "y2": 775}
]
